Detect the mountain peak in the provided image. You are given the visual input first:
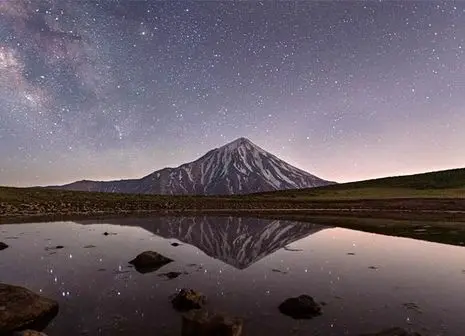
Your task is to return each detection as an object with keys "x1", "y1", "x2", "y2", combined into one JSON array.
[
  {"x1": 56, "y1": 137, "x2": 332, "y2": 195},
  {"x1": 223, "y1": 137, "x2": 254, "y2": 149}
]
